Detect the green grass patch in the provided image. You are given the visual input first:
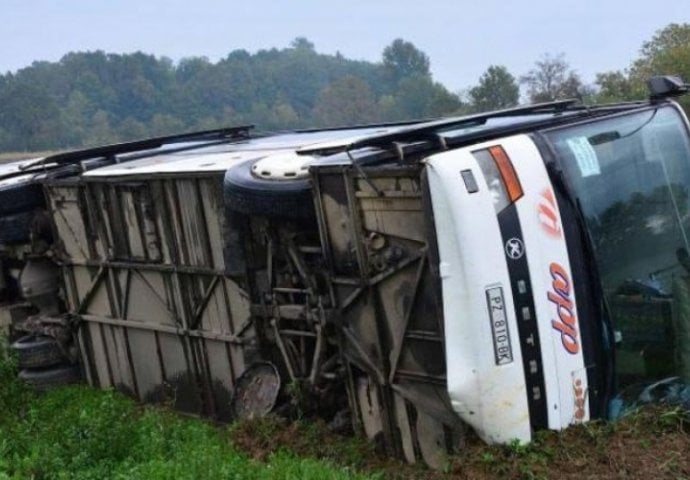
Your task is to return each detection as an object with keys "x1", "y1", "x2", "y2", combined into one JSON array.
[
  {"x1": 2, "y1": 338, "x2": 689, "y2": 479},
  {"x1": 0, "y1": 348, "x2": 374, "y2": 480}
]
